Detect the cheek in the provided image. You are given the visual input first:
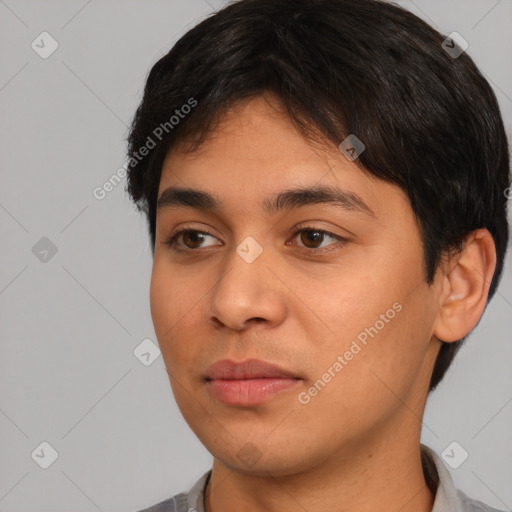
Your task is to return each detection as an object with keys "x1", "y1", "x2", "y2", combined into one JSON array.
[
  {"x1": 150, "y1": 259, "x2": 196, "y2": 333},
  {"x1": 150, "y1": 265, "x2": 189, "y2": 360},
  {"x1": 149, "y1": 268, "x2": 173, "y2": 342},
  {"x1": 296, "y1": 270, "x2": 434, "y2": 402},
  {"x1": 294, "y1": 270, "x2": 400, "y2": 349},
  {"x1": 149, "y1": 262, "x2": 210, "y2": 373},
  {"x1": 293, "y1": 313, "x2": 428, "y2": 441}
]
